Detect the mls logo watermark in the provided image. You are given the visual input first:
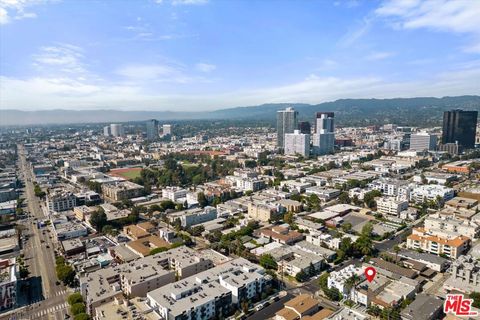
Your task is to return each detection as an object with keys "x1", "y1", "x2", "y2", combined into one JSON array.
[{"x1": 444, "y1": 294, "x2": 478, "y2": 317}]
